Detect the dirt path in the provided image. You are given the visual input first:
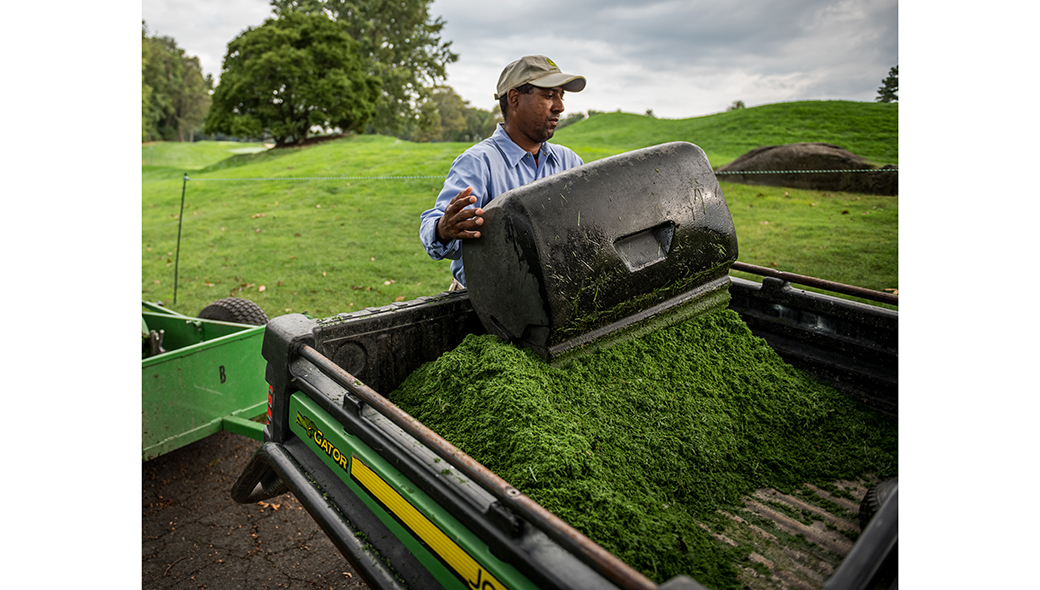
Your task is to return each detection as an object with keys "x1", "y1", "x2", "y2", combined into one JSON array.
[{"x1": 143, "y1": 431, "x2": 370, "y2": 590}]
